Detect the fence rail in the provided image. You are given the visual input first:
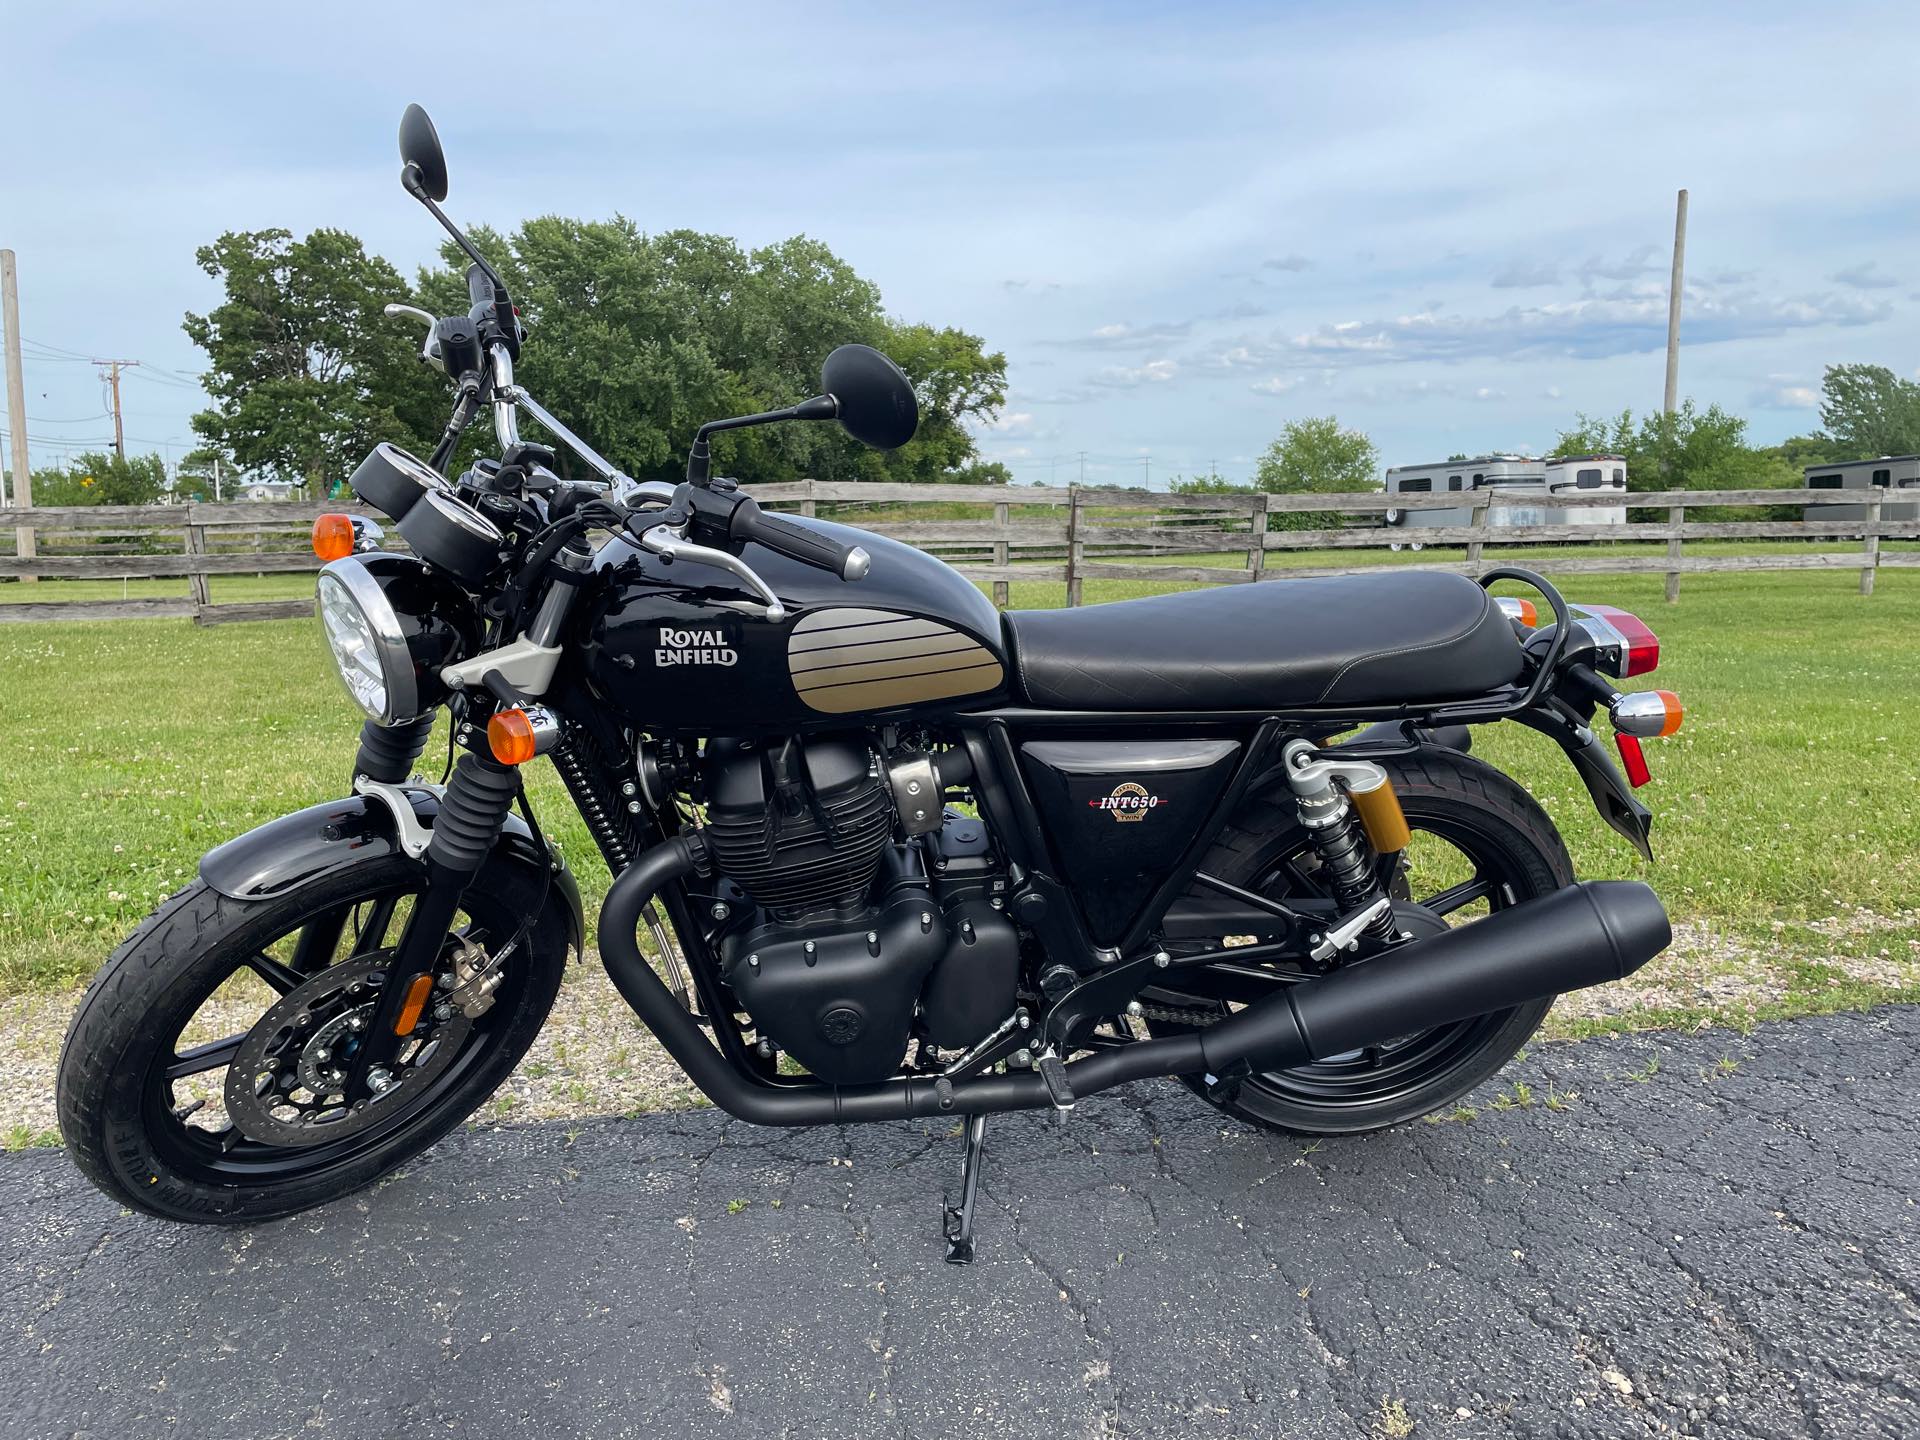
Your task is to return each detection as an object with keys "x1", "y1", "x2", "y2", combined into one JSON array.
[{"x1": 1, "y1": 483, "x2": 1913, "y2": 624}]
